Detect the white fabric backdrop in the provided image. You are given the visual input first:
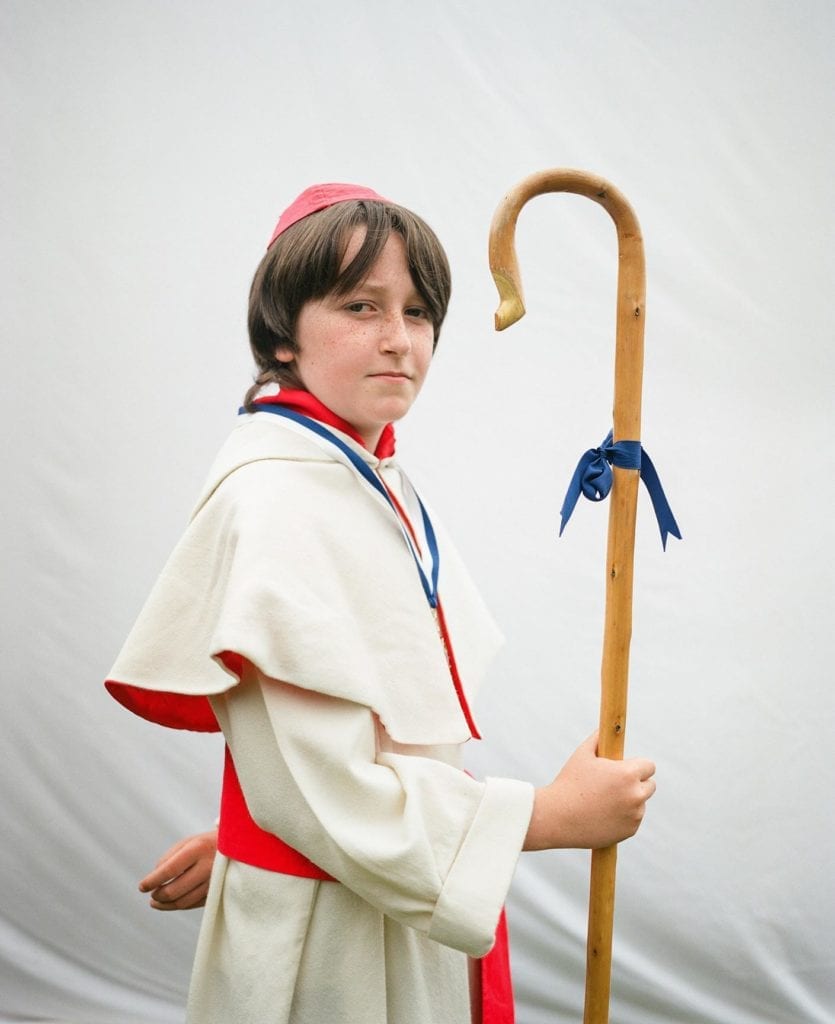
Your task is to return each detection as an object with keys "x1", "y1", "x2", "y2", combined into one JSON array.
[{"x1": 2, "y1": 1, "x2": 833, "y2": 1021}]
